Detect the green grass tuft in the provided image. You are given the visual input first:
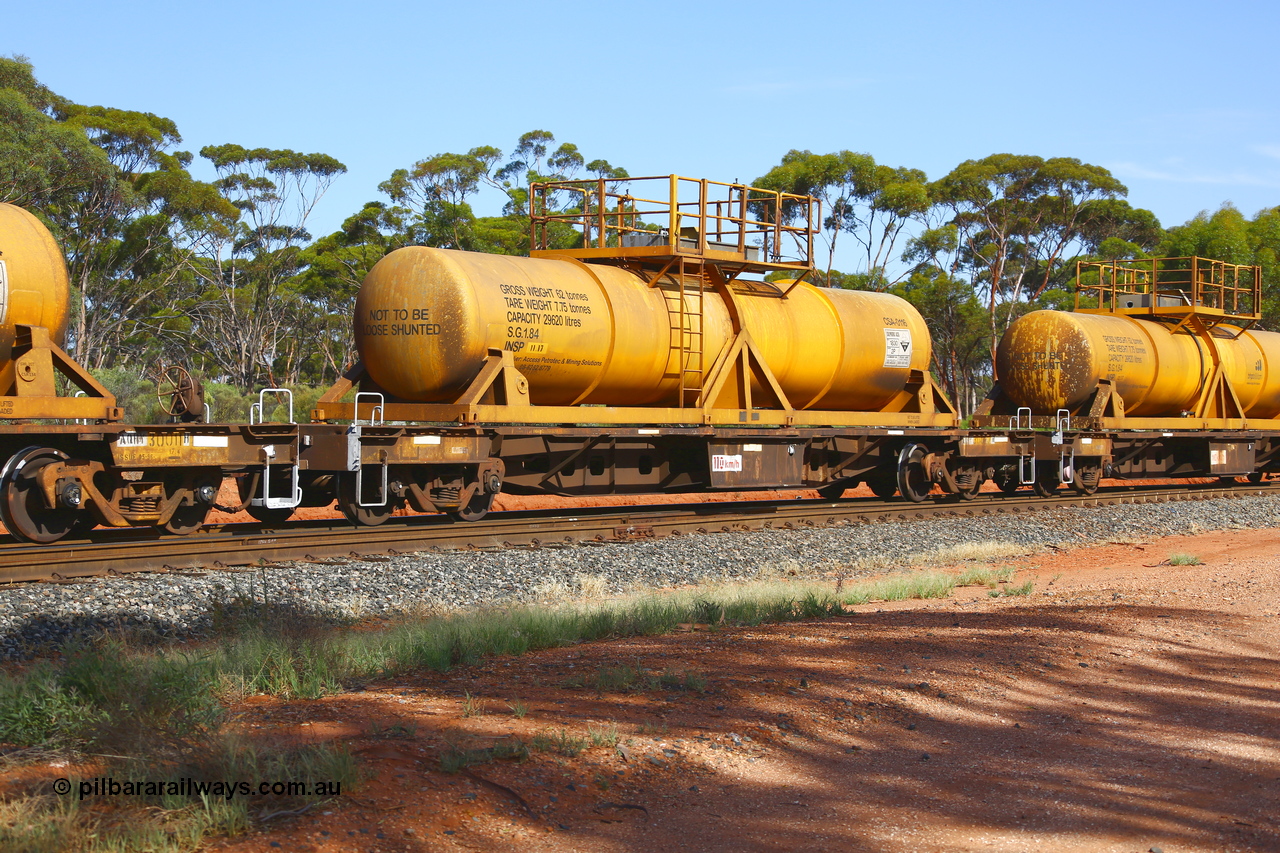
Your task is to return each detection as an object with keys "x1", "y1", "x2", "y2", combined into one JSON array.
[
  {"x1": 439, "y1": 739, "x2": 529, "y2": 773},
  {"x1": 1168, "y1": 553, "x2": 1203, "y2": 566},
  {"x1": 0, "y1": 737, "x2": 357, "y2": 852},
  {"x1": 988, "y1": 580, "x2": 1035, "y2": 598},
  {"x1": 461, "y1": 692, "x2": 487, "y2": 717},
  {"x1": 587, "y1": 723, "x2": 619, "y2": 748},
  {"x1": 842, "y1": 572, "x2": 958, "y2": 604},
  {"x1": 531, "y1": 728, "x2": 589, "y2": 757}
]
